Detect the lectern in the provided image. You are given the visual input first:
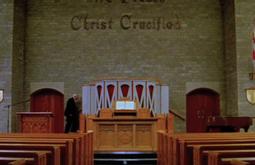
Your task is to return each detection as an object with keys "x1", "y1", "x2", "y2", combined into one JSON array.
[{"x1": 17, "y1": 112, "x2": 54, "y2": 133}]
